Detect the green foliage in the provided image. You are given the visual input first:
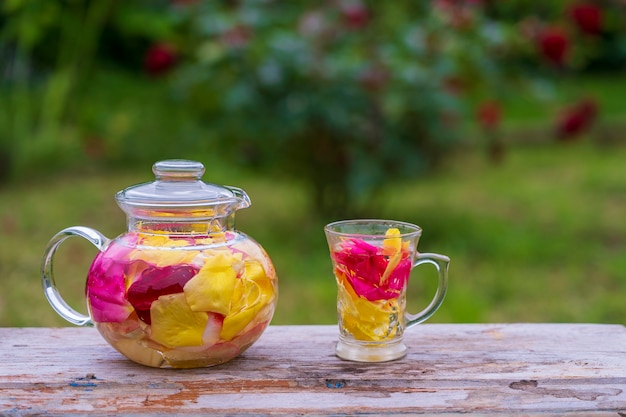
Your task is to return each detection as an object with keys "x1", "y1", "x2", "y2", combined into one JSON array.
[{"x1": 0, "y1": 0, "x2": 114, "y2": 177}]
